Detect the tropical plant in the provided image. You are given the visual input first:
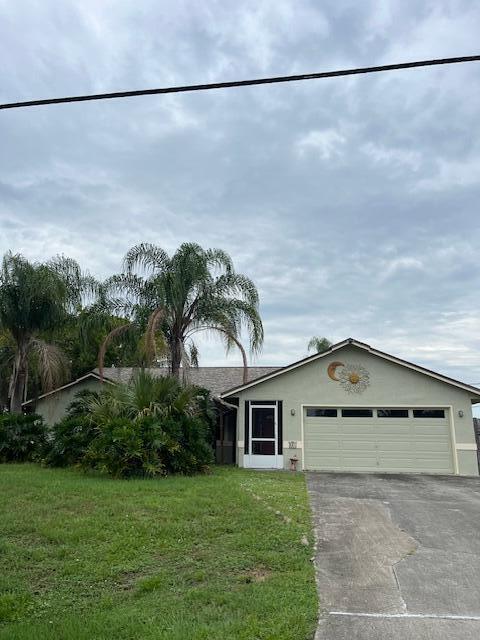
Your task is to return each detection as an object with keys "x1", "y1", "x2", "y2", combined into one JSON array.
[
  {"x1": 83, "y1": 369, "x2": 207, "y2": 421},
  {"x1": 45, "y1": 371, "x2": 215, "y2": 477},
  {"x1": 307, "y1": 336, "x2": 332, "y2": 354},
  {"x1": 0, "y1": 413, "x2": 45, "y2": 462},
  {"x1": 100, "y1": 243, "x2": 263, "y2": 380},
  {"x1": 52, "y1": 309, "x2": 139, "y2": 381},
  {"x1": 0, "y1": 253, "x2": 97, "y2": 412}
]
